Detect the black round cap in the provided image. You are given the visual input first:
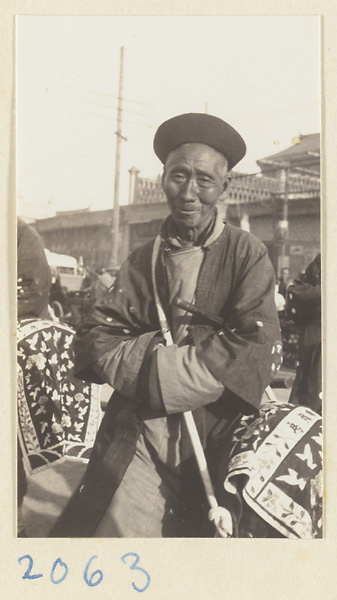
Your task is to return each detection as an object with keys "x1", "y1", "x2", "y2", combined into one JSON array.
[{"x1": 153, "y1": 113, "x2": 246, "y2": 171}]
